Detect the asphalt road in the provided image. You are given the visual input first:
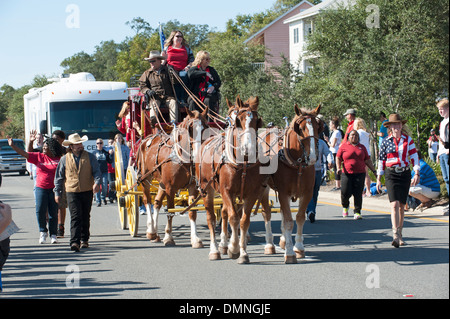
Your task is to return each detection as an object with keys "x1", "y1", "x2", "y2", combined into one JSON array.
[{"x1": 0, "y1": 173, "x2": 448, "y2": 302}]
